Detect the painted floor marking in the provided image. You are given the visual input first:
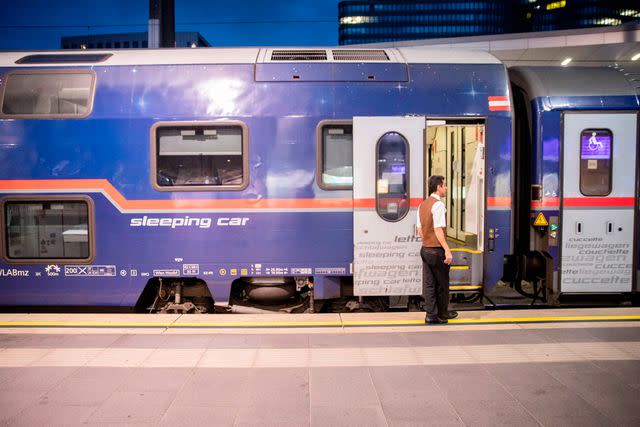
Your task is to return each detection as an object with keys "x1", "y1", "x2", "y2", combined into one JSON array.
[{"x1": 0, "y1": 315, "x2": 639, "y2": 329}]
